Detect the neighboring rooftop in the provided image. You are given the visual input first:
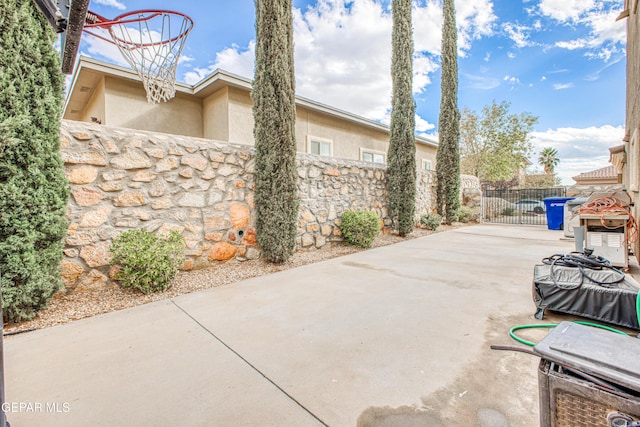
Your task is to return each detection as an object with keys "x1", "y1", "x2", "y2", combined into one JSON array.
[{"x1": 572, "y1": 165, "x2": 619, "y2": 184}]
